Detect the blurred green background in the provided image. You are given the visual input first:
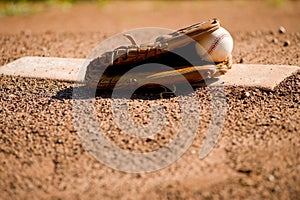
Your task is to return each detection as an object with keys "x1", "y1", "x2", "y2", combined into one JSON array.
[
  {"x1": 0, "y1": 0, "x2": 290, "y2": 17},
  {"x1": 0, "y1": 0, "x2": 106, "y2": 16}
]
